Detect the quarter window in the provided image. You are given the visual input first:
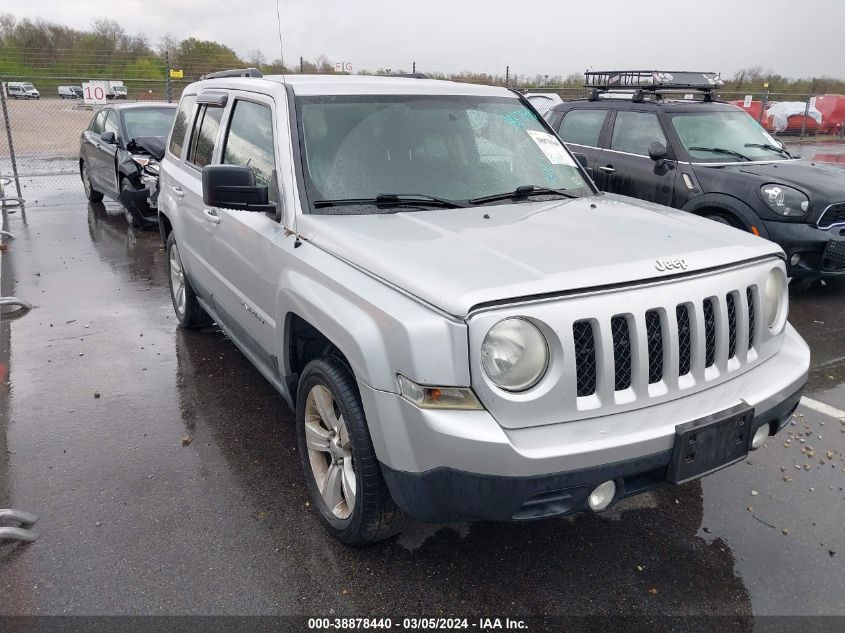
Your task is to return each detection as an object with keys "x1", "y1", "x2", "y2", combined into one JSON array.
[
  {"x1": 102, "y1": 111, "x2": 119, "y2": 139},
  {"x1": 187, "y1": 105, "x2": 224, "y2": 168},
  {"x1": 90, "y1": 111, "x2": 105, "y2": 134},
  {"x1": 558, "y1": 110, "x2": 607, "y2": 147},
  {"x1": 610, "y1": 111, "x2": 667, "y2": 156},
  {"x1": 223, "y1": 100, "x2": 276, "y2": 187},
  {"x1": 168, "y1": 94, "x2": 197, "y2": 158}
]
